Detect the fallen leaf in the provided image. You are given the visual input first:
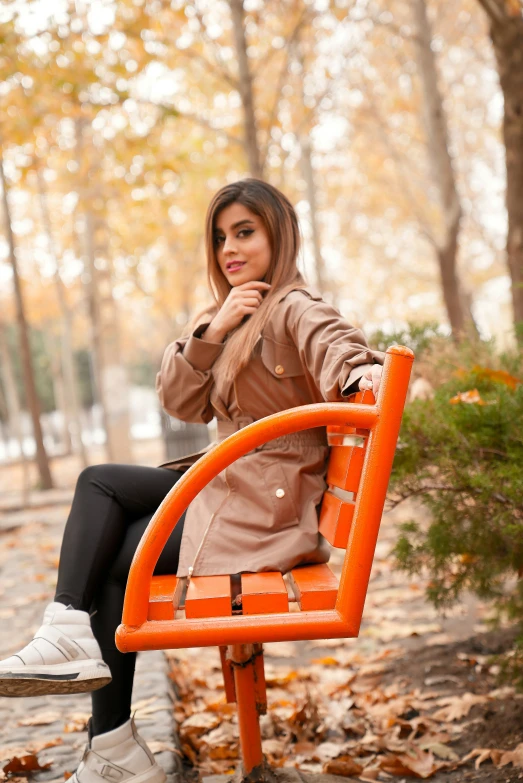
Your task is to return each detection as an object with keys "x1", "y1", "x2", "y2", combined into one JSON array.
[
  {"x1": 17, "y1": 712, "x2": 61, "y2": 727},
  {"x1": 310, "y1": 657, "x2": 339, "y2": 666},
  {"x1": 432, "y1": 693, "x2": 487, "y2": 722},
  {"x1": 358, "y1": 768, "x2": 380, "y2": 782},
  {"x1": 314, "y1": 742, "x2": 351, "y2": 762},
  {"x1": 147, "y1": 742, "x2": 183, "y2": 756},
  {"x1": 261, "y1": 739, "x2": 287, "y2": 758},
  {"x1": 180, "y1": 712, "x2": 221, "y2": 736},
  {"x1": 462, "y1": 747, "x2": 504, "y2": 769},
  {"x1": 500, "y1": 743, "x2": 523, "y2": 768},
  {"x1": 3, "y1": 755, "x2": 52, "y2": 775},
  {"x1": 201, "y1": 723, "x2": 239, "y2": 760},
  {"x1": 379, "y1": 748, "x2": 443, "y2": 778},
  {"x1": 63, "y1": 712, "x2": 90, "y2": 733},
  {"x1": 419, "y1": 741, "x2": 459, "y2": 761},
  {"x1": 31, "y1": 739, "x2": 63, "y2": 754},
  {"x1": 265, "y1": 671, "x2": 299, "y2": 687},
  {"x1": 323, "y1": 755, "x2": 363, "y2": 776}
]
